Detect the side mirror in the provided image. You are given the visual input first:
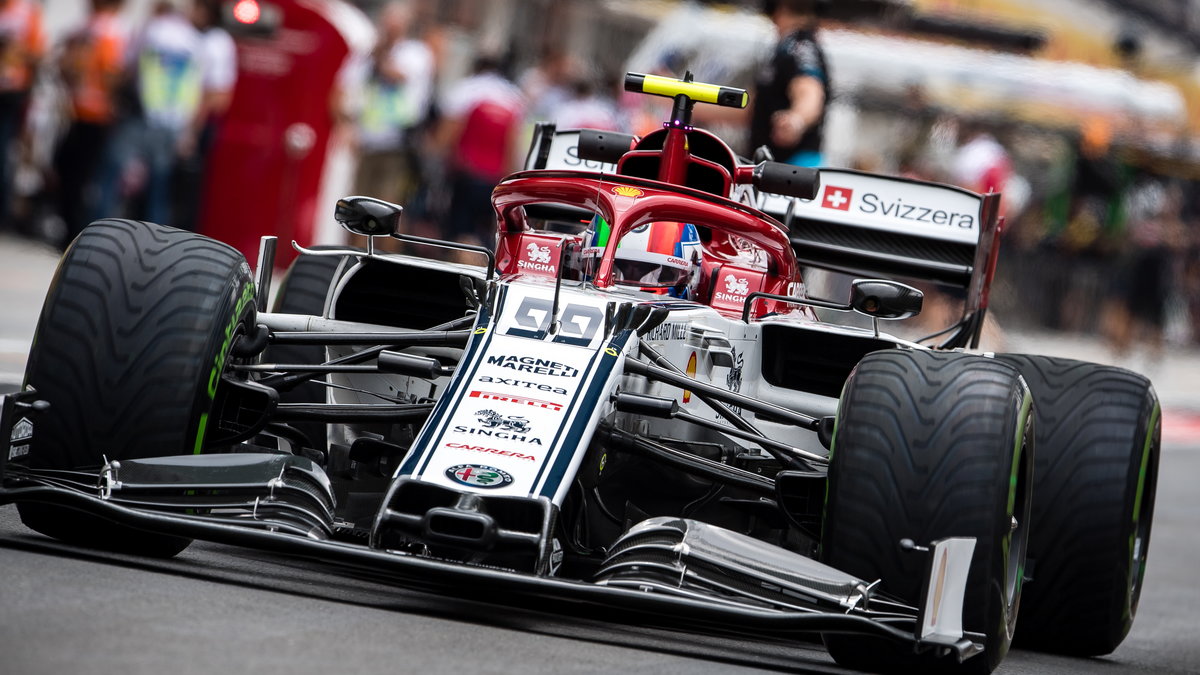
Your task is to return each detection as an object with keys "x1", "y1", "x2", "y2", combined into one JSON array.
[
  {"x1": 334, "y1": 196, "x2": 402, "y2": 237},
  {"x1": 850, "y1": 279, "x2": 923, "y2": 320},
  {"x1": 578, "y1": 129, "x2": 636, "y2": 165},
  {"x1": 753, "y1": 162, "x2": 819, "y2": 200}
]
